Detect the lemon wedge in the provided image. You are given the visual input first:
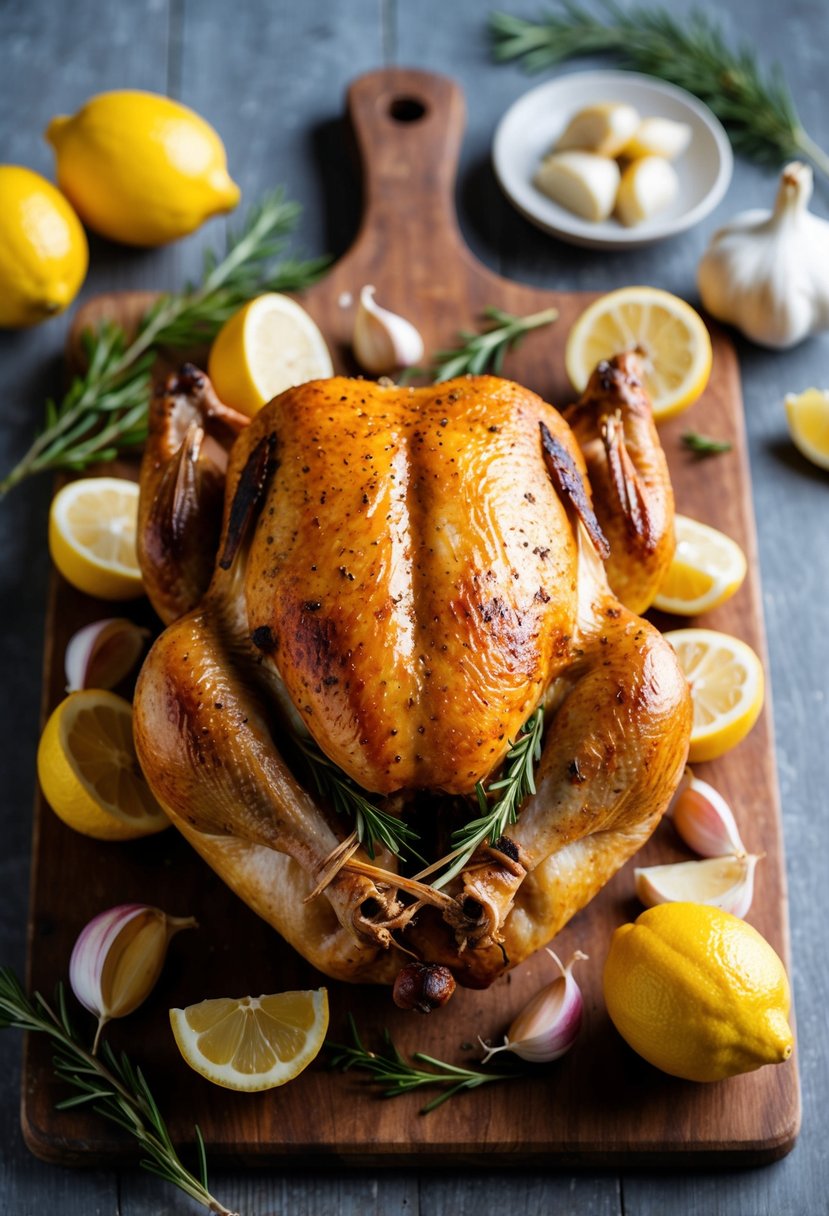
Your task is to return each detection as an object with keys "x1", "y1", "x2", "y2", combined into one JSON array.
[
  {"x1": 565, "y1": 286, "x2": 712, "y2": 422},
  {"x1": 664, "y1": 628, "x2": 764, "y2": 762},
  {"x1": 37, "y1": 690, "x2": 169, "y2": 841},
  {"x1": 170, "y1": 989, "x2": 329, "y2": 1091},
  {"x1": 785, "y1": 387, "x2": 829, "y2": 469},
  {"x1": 653, "y1": 514, "x2": 747, "y2": 616},
  {"x1": 635, "y1": 854, "x2": 760, "y2": 918},
  {"x1": 49, "y1": 478, "x2": 143, "y2": 601},
  {"x1": 208, "y1": 293, "x2": 333, "y2": 417}
]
